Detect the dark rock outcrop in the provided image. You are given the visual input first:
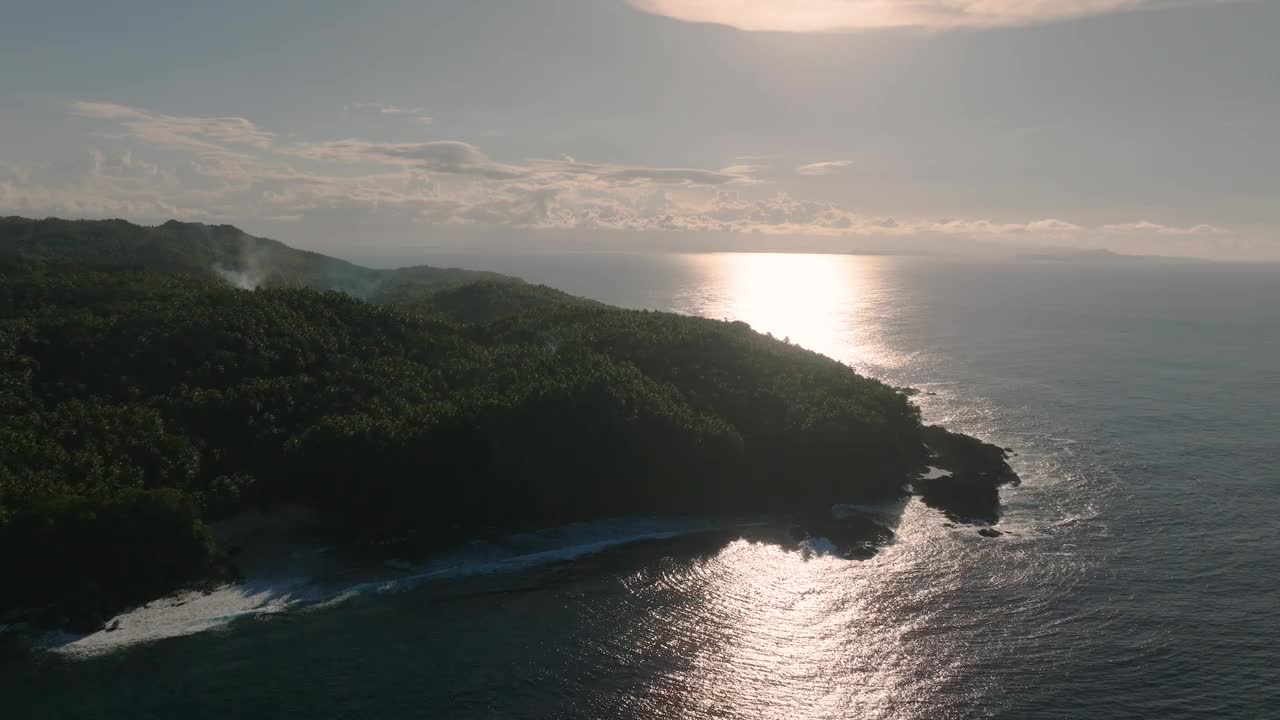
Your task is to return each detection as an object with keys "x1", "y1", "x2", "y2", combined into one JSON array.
[
  {"x1": 912, "y1": 426, "x2": 1021, "y2": 524},
  {"x1": 789, "y1": 512, "x2": 896, "y2": 560}
]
